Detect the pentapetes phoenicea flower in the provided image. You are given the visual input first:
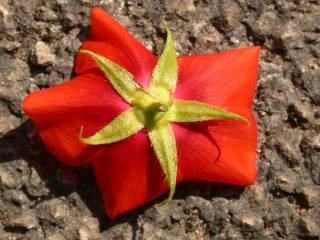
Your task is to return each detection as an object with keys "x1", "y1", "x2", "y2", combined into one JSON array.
[{"x1": 23, "y1": 7, "x2": 260, "y2": 219}]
